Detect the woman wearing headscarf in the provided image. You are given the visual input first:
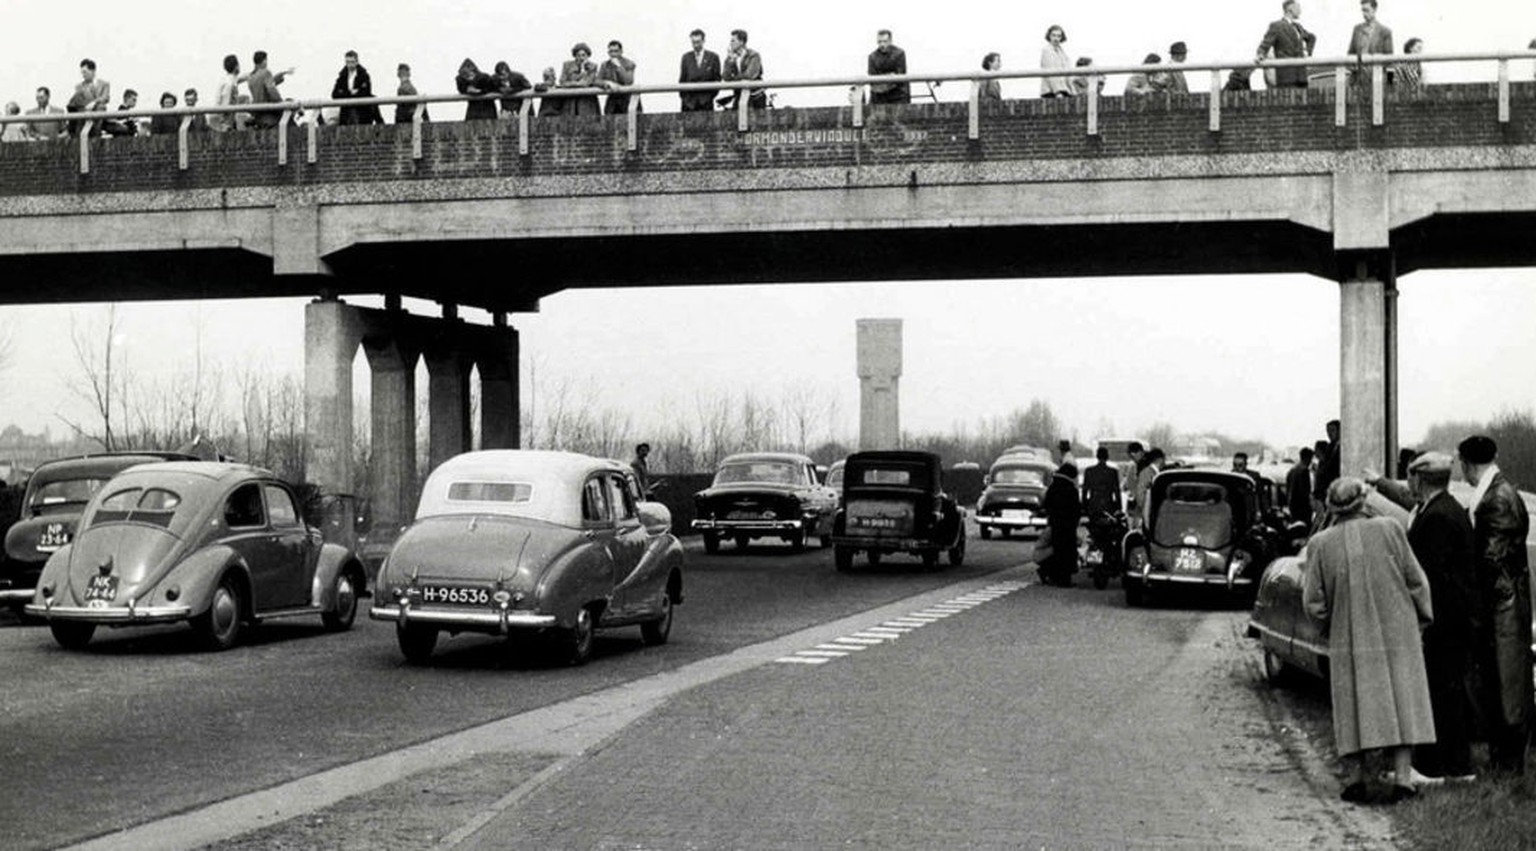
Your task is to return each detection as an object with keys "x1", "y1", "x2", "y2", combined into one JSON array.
[
  {"x1": 456, "y1": 59, "x2": 498, "y2": 121},
  {"x1": 1302, "y1": 477, "x2": 1437, "y2": 803},
  {"x1": 559, "y1": 43, "x2": 602, "y2": 116}
]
